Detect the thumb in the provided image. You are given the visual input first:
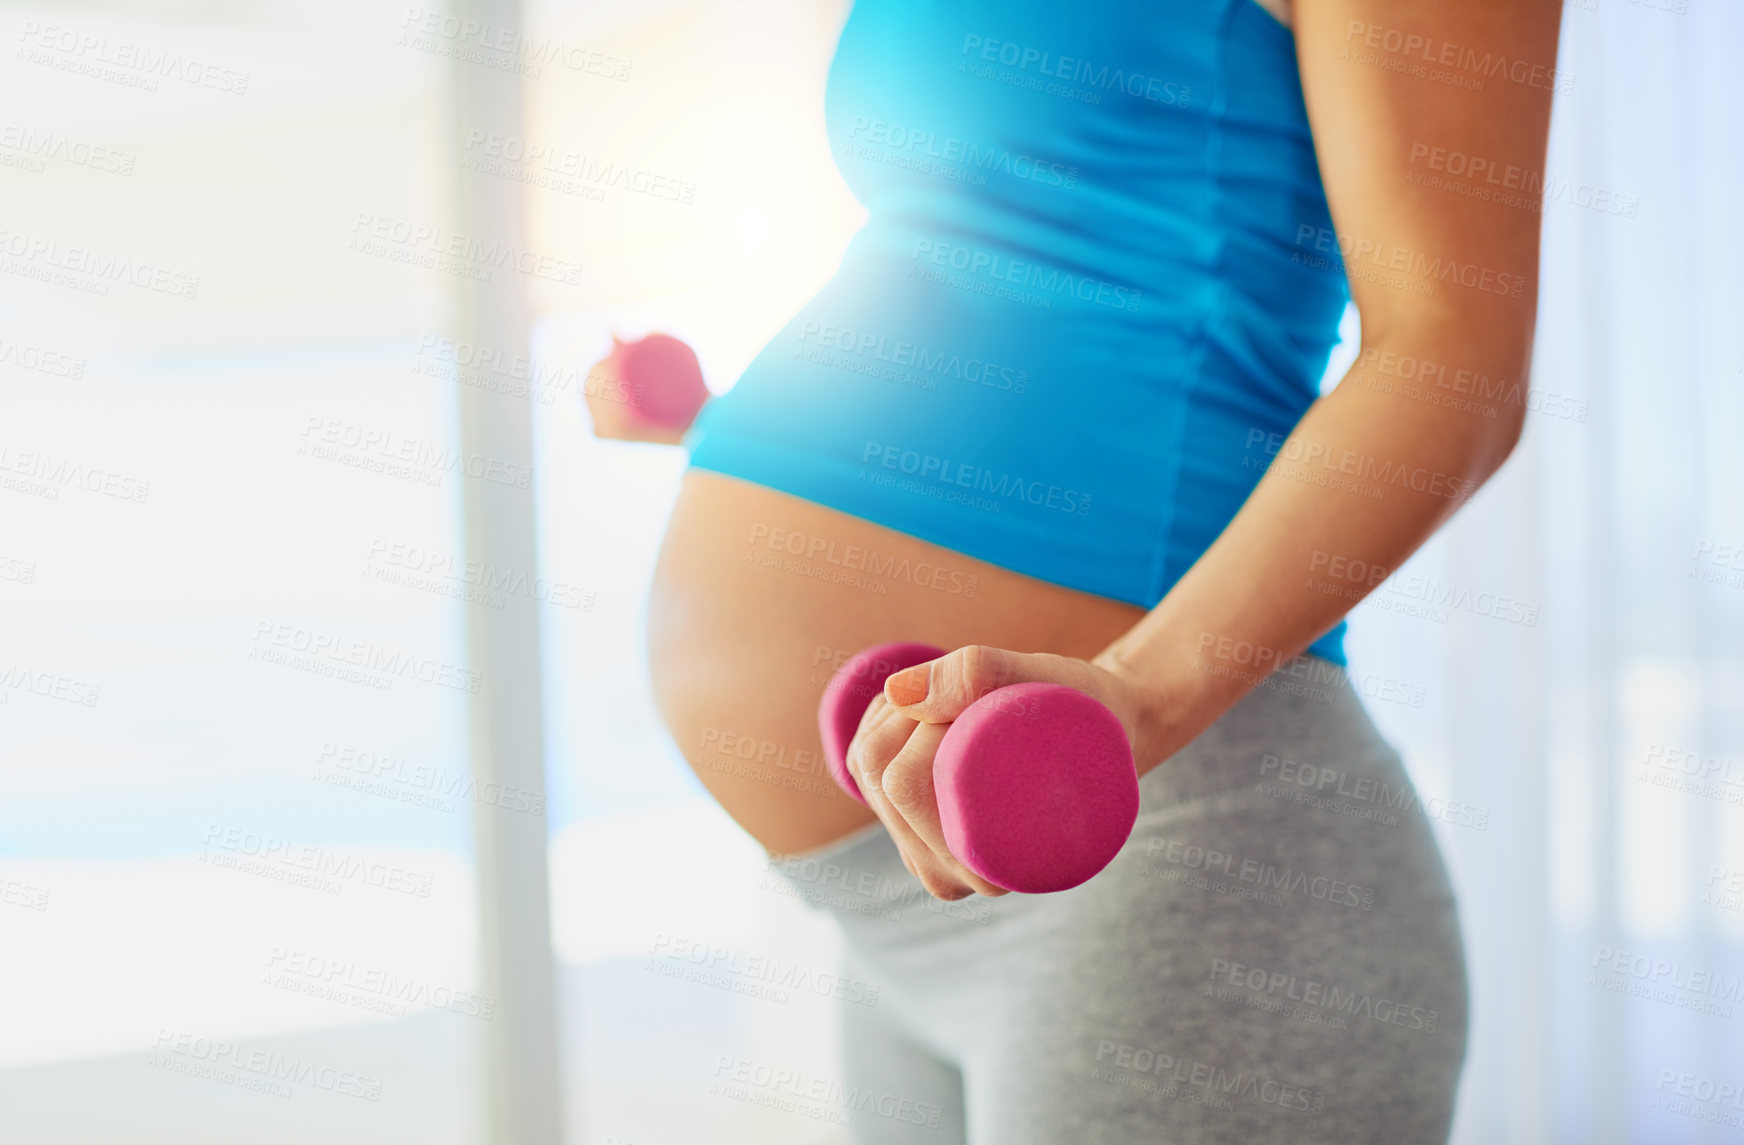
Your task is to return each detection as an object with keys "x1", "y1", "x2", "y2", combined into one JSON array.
[{"x1": 883, "y1": 645, "x2": 1071, "y2": 724}]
